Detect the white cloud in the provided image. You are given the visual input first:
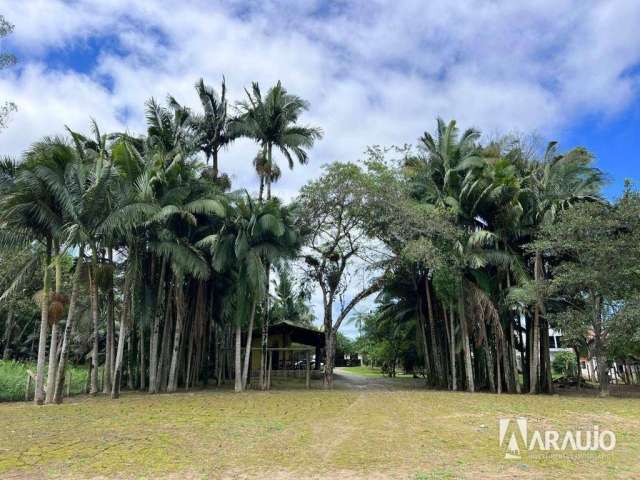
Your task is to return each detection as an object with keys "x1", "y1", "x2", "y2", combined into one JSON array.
[{"x1": 2, "y1": 0, "x2": 640, "y2": 333}]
